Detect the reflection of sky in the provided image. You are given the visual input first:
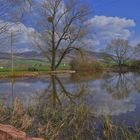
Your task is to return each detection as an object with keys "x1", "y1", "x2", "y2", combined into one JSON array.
[
  {"x1": 113, "y1": 93, "x2": 140, "y2": 126},
  {"x1": 0, "y1": 73, "x2": 140, "y2": 123},
  {"x1": 0, "y1": 80, "x2": 49, "y2": 106},
  {"x1": 83, "y1": 73, "x2": 137, "y2": 116},
  {"x1": 86, "y1": 88, "x2": 136, "y2": 116}
]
